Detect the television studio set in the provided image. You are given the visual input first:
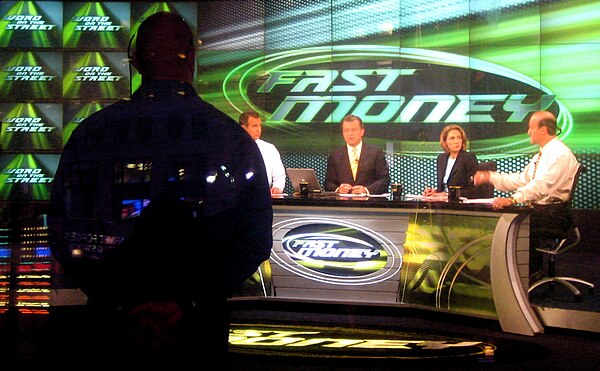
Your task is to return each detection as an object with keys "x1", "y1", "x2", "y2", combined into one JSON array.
[{"x1": 1, "y1": 1, "x2": 599, "y2": 369}]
